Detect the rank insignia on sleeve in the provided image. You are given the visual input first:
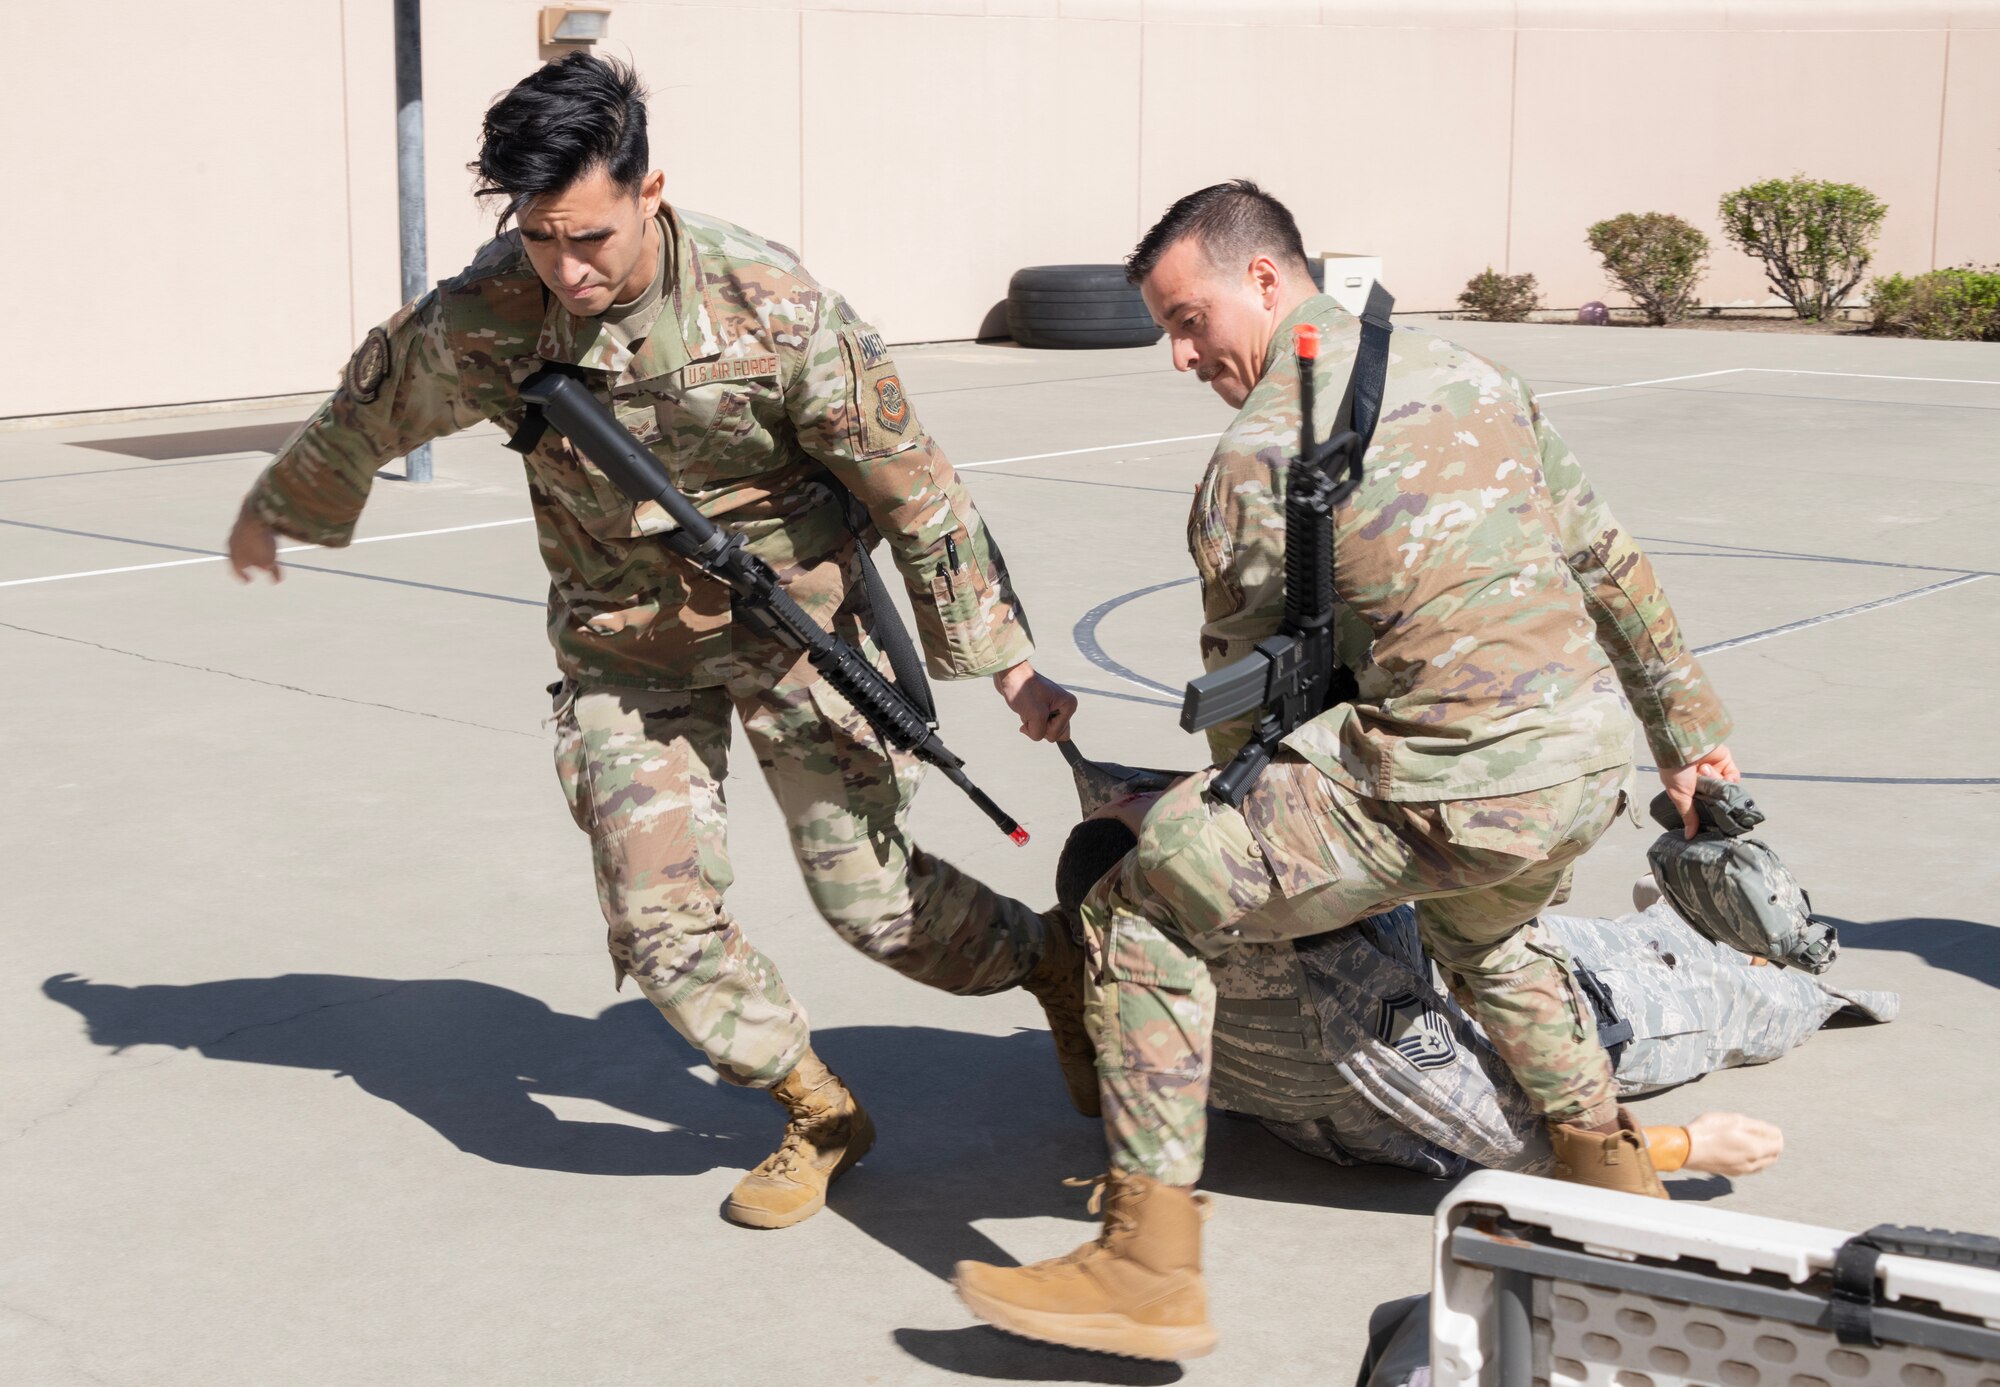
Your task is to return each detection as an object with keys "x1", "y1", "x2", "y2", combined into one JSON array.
[
  {"x1": 346, "y1": 327, "x2": 391, "y2": 404},
  {"x1": 874, "y1": 376, "x2": 909, "y2": 433}
]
